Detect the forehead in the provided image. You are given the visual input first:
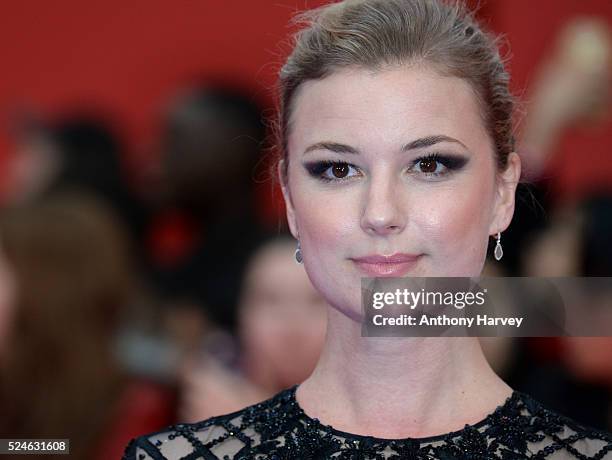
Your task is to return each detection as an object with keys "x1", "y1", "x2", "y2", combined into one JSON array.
[{"x1": 288, "y1": 64, "x2": 492, "y2": 156}]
